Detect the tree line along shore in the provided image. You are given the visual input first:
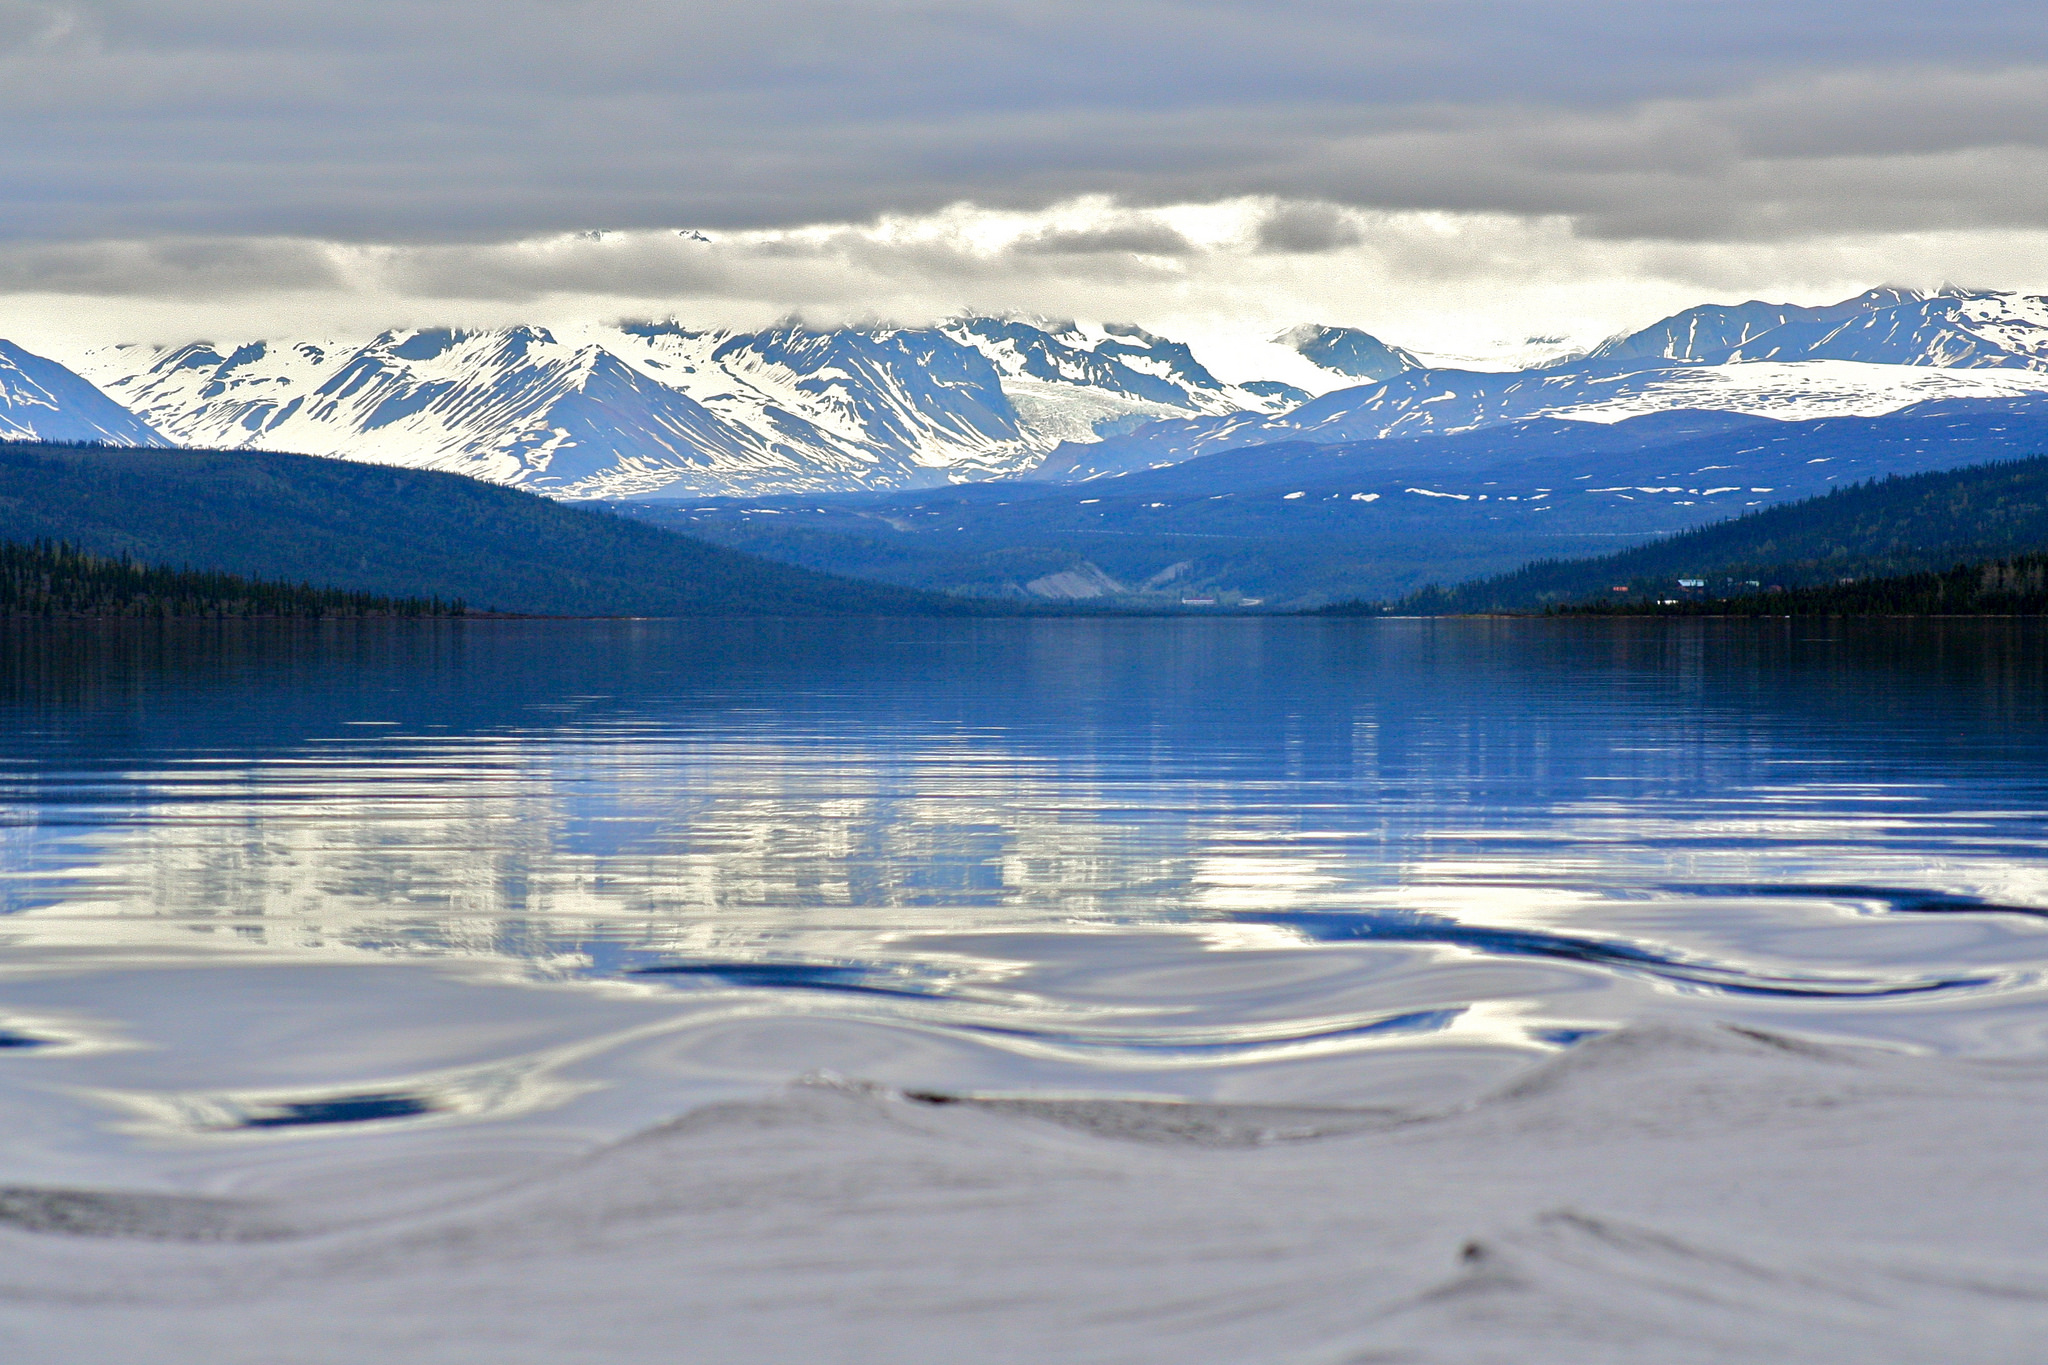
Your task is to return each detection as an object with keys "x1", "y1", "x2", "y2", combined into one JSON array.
[
  {"x1": 1319, "y1": 457, "x2": 2048, "y2": 617},
  {"x1": 1553, "y1": 552, "x2": 2048, "y2": 617},
  {"x1": 0, "y1": 539, "x2": 464, "y2": 619}
]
